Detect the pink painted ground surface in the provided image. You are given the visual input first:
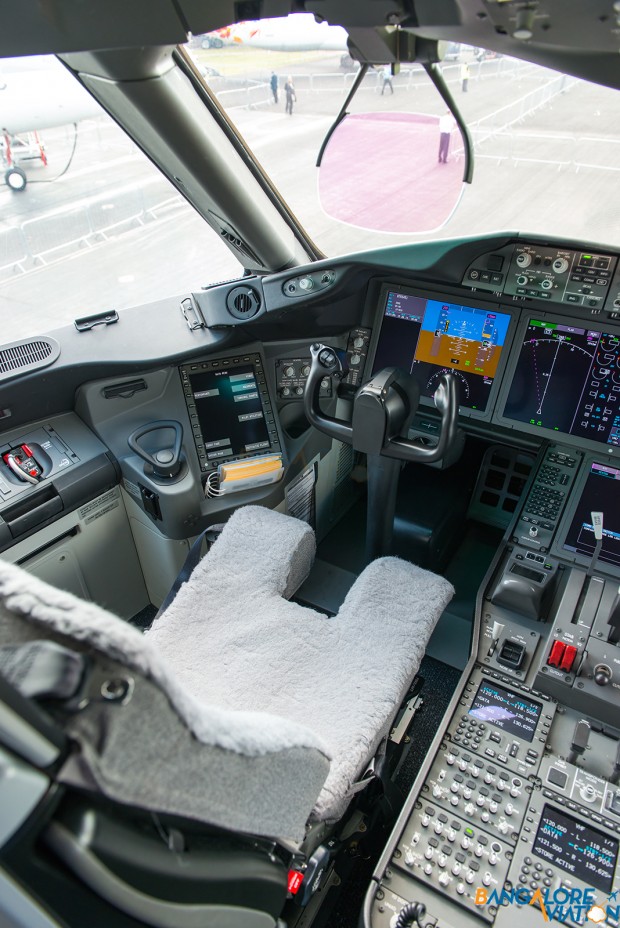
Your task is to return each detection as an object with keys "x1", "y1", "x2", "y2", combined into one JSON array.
[{"x1": 318, "y1": 112, "x2": 463, "y2": 234}]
